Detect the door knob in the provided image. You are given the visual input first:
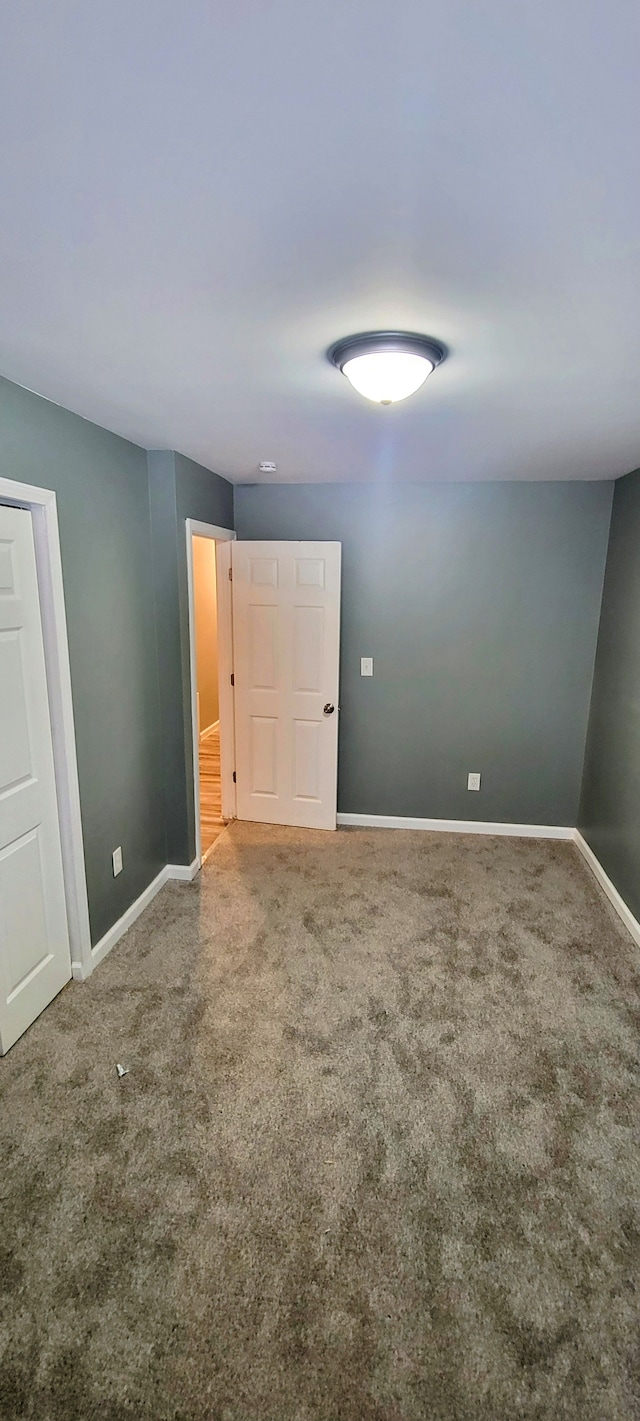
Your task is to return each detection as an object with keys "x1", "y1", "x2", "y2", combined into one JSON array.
[{"x1": 323, "y1": 703, "x2": 335, "y2": 715}]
